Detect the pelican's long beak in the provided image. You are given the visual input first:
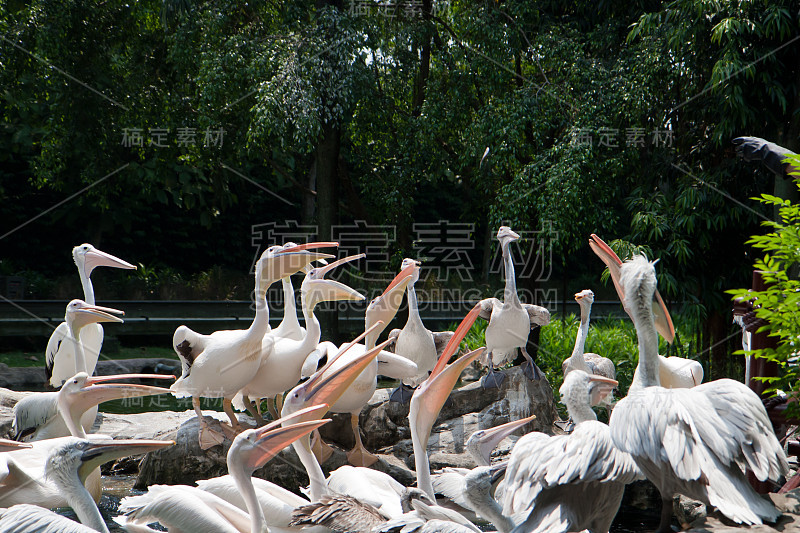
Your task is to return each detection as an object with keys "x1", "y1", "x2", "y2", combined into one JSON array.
[
  {"x1": 364, "y1": 265, "x2": 415, "y2": 346},
  {"x1": 84, "y1": 248, "x2": 136, "y2": 273},
  {"x1": 588, "y1": 234, "x2": 675, "y2": 344},
  {"x1": 70, "y1": 376, "x2": 174, "y2": 415},
  {"x1": 282, "y1": 324, "x2": 389, "y2": 420},
  {"x1": 72, "y1": 304, "x2": 125, "y2": 329},
  {"x1": 267, "y1": 242, "x2": 339, "y2": 279},
  {"x1": 78, "y1": 439, "x2": 174, "y2": 481},
  {"x1": 411, "y1": 305, "x2": 483, "y2": 448},
  {"x1": 246, "y1": 419, "x2": 331, "y2": 471},
  {"x1": 0, "y1": 438, "x2": 31, "y2": 452},
  {"x1": 588, "y1": 374, "x2": 618, "y2": 406},
  {"x1": 474, "y1": 414, "x2": 536, "y2": 461},
  {"x1": 304, "y1": 254, "x2": 366, "y2": 304}
]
